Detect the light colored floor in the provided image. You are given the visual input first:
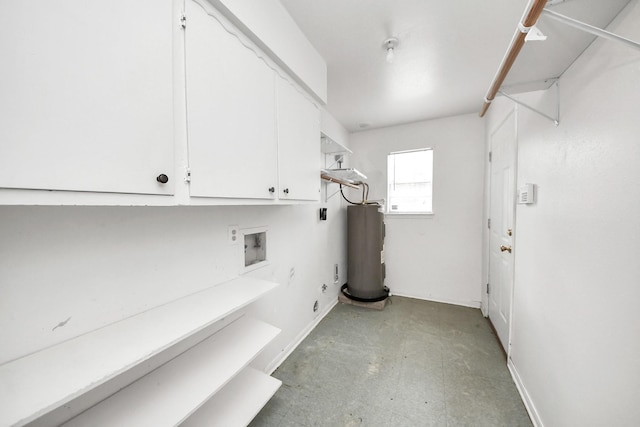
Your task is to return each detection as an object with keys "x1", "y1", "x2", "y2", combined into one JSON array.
[{"x1": 251, "y1": 296, "x2": 532, "y2": 427}]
